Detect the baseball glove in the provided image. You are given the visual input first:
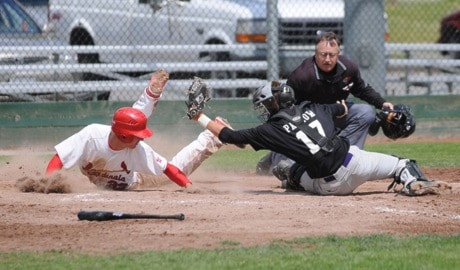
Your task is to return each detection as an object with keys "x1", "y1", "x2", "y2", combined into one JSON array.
[{"x1": 185, "y1": 77, "x2": 211, "y2": 120}]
